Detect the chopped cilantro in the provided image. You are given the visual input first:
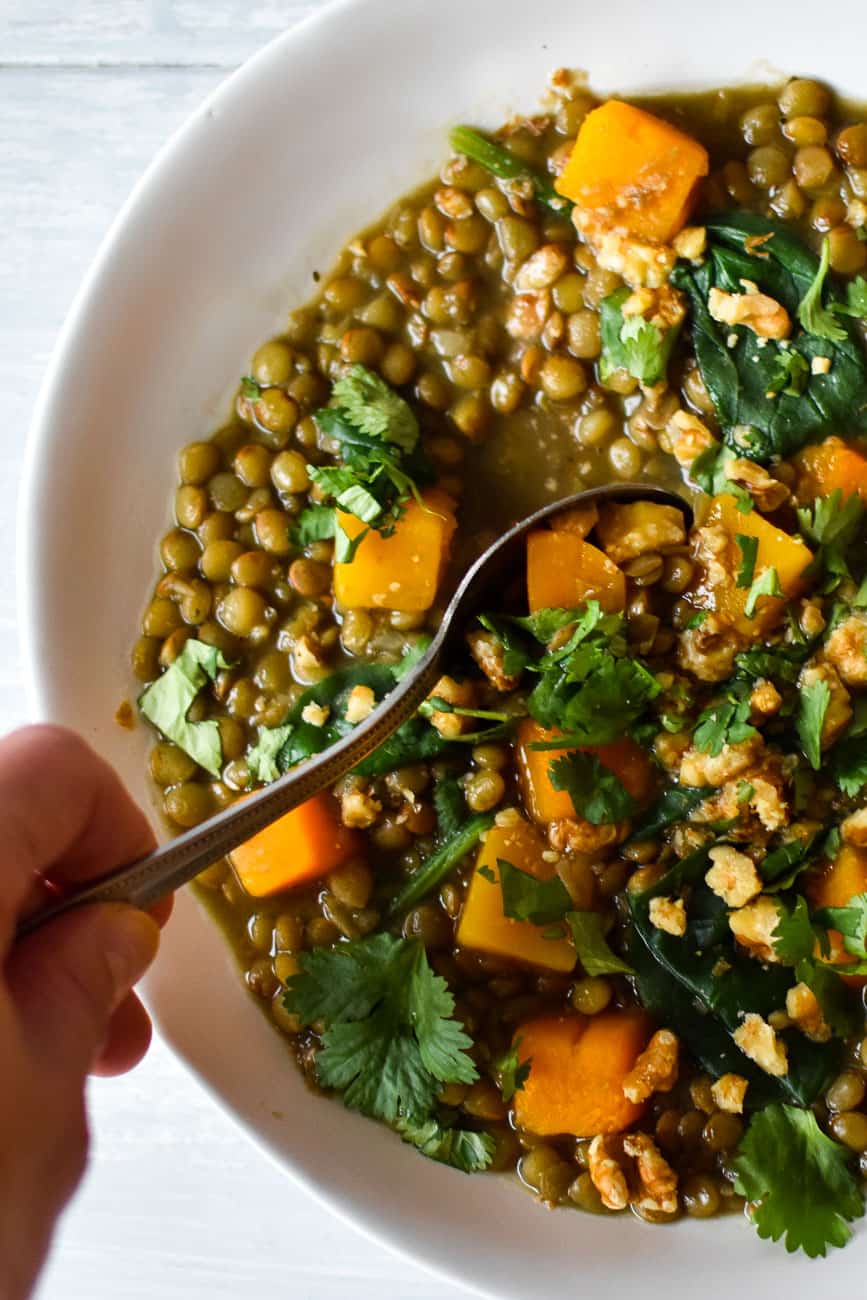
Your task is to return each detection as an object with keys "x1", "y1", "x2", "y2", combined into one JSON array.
[
  {"x1": 796, "y1": 677, "x2": 831, "y2": 771},
  {"x1": 732, "y1": 1103, "x2": 863, "y2": 1257},
  {"x1": 770, "y1": 895, "x2": 828, "y2": 965},
  {"x1": 497, "y1": 858, "x2": 572, "y2": 925},
  {"x1": 432, "y1": 773, "x2": 466, "y2": 840},
  {"x1": 291, "y1": 503, "x2": 335, "y2": 547},
  {"x1": 284, "y1": 934, "x2": 477, "y2": 1124},
  {"x1": 240, "y1": 374, "x2": 262, "y2": 400},
  {"x1": 743, "y1": 566, "x2": 784, "y2": 619},
  {"x1": 692, "y1": 696, "x2": 758, "y2": 757},
  {"x1": 599, "y1": 286, "x2": 680, "y2": 386},
  {"x1": 815, "y1": 892, "x2": 867, "y2": 961},
  {"x1": 247, "y1": 722, "x2": 293, "y2": 784},
  {"x1": 566, "y1": 911, "x2": 634, "y2": 977},
  {"x1": 494, "y1": 1040, "x2": 532, "y2": 1103},
  {"x1": 830, "y1": 274, "x2": 867, "y2": 319},
  {"x1": 138, "y1": 639, "x2": 230, "y2": 776},
  {"x1": 478, "y1": 864, "x2": 496, "y2": 883},
  {"x1": 331, "y1": 364, "x2": 419, "y2": 451},
  {"x1": 767, "y1": 347, "x2": 810, "y2": 397},
  {"x1": 797, "y1": 489, "x2": 864, "y2": 592},
  {"x1": 797, "y1": 237, "x2": 848, "y2": 343},
  {"x1": 830, "y1": 734, "x2": 867, "y2": 797},
  {"x1": 548, "y1": 751, "x2": 637, "y2": 824},
  {"x1": 685, "y1": 609, "x2": 709, "y2": 630},
  {"x1": 735, "y1": 534, "x2": 759, "y2": 588},
  {"x1": 395, "y1": 1116, "x2": 495, "y2": 1173}
]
